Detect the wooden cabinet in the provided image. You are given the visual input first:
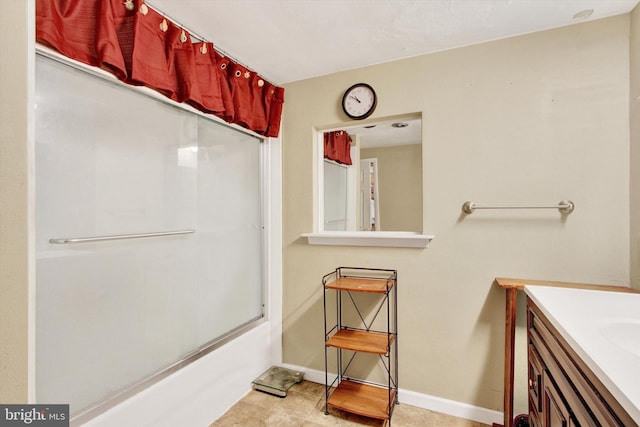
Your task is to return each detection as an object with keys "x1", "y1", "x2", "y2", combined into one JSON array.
[
  {"x1": 323, "y1": 267, "x2": 398, "y2": 422},
  {"x1": 527, "y1": 298, "x2": 638, "y2": 427}
]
